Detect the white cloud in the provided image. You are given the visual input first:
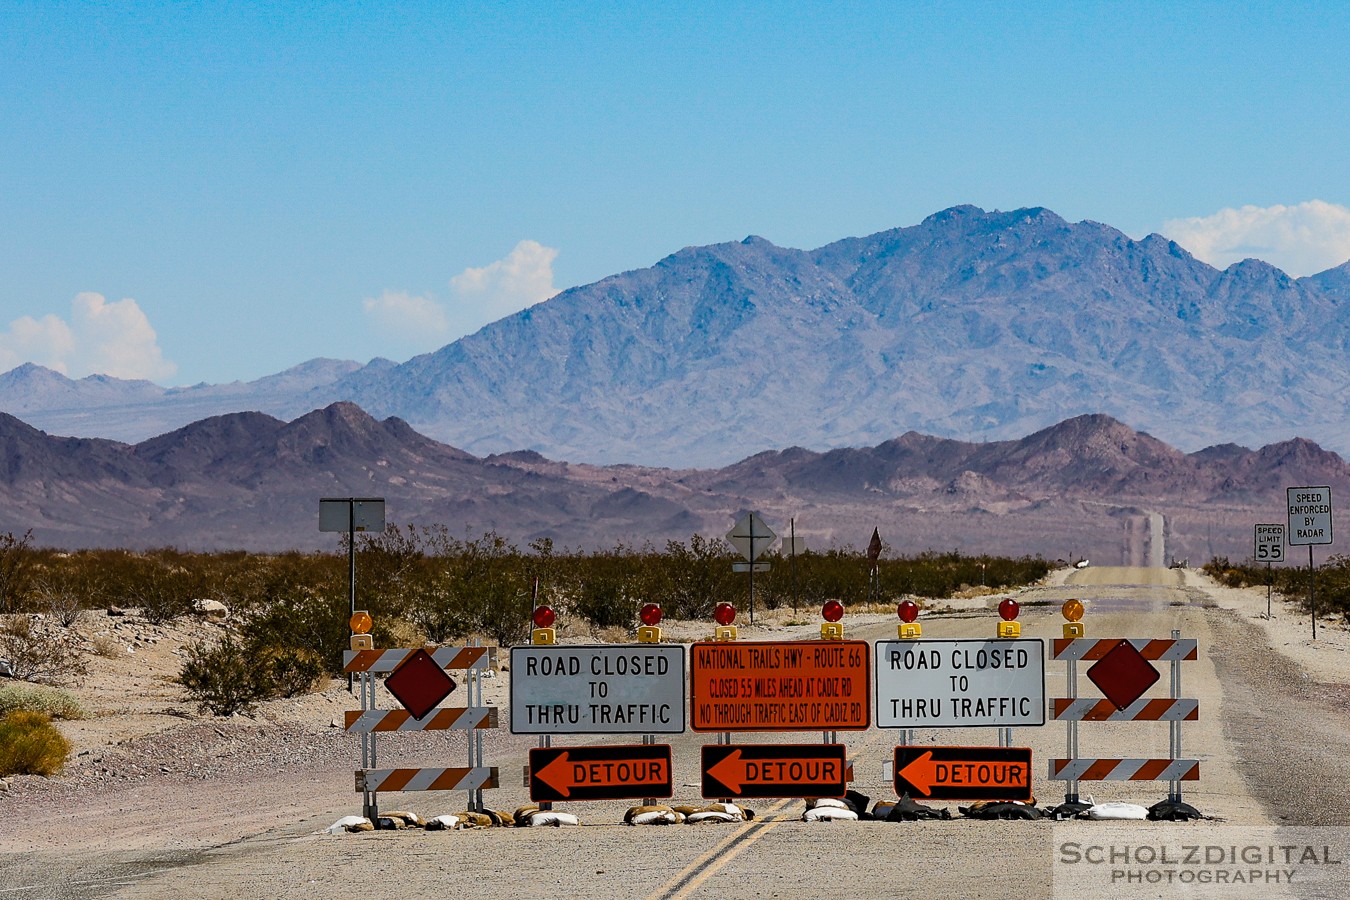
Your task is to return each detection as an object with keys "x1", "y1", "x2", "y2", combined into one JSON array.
[
  {"x1": 449, "y1": 240, "x2": 560, "y2": 325},
  {"x1": 0, "y1": 292, "x2": 175, "y2": 381},
  {"x1": 361, "y1": 290, "x2": 451, "y2": 343},
  {"x1": 1161, "y1": 201, "x2": 1350, "y2": 277},
  {"x1": 363, "y1": 240, "x2": 560, "y2": 354}
]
